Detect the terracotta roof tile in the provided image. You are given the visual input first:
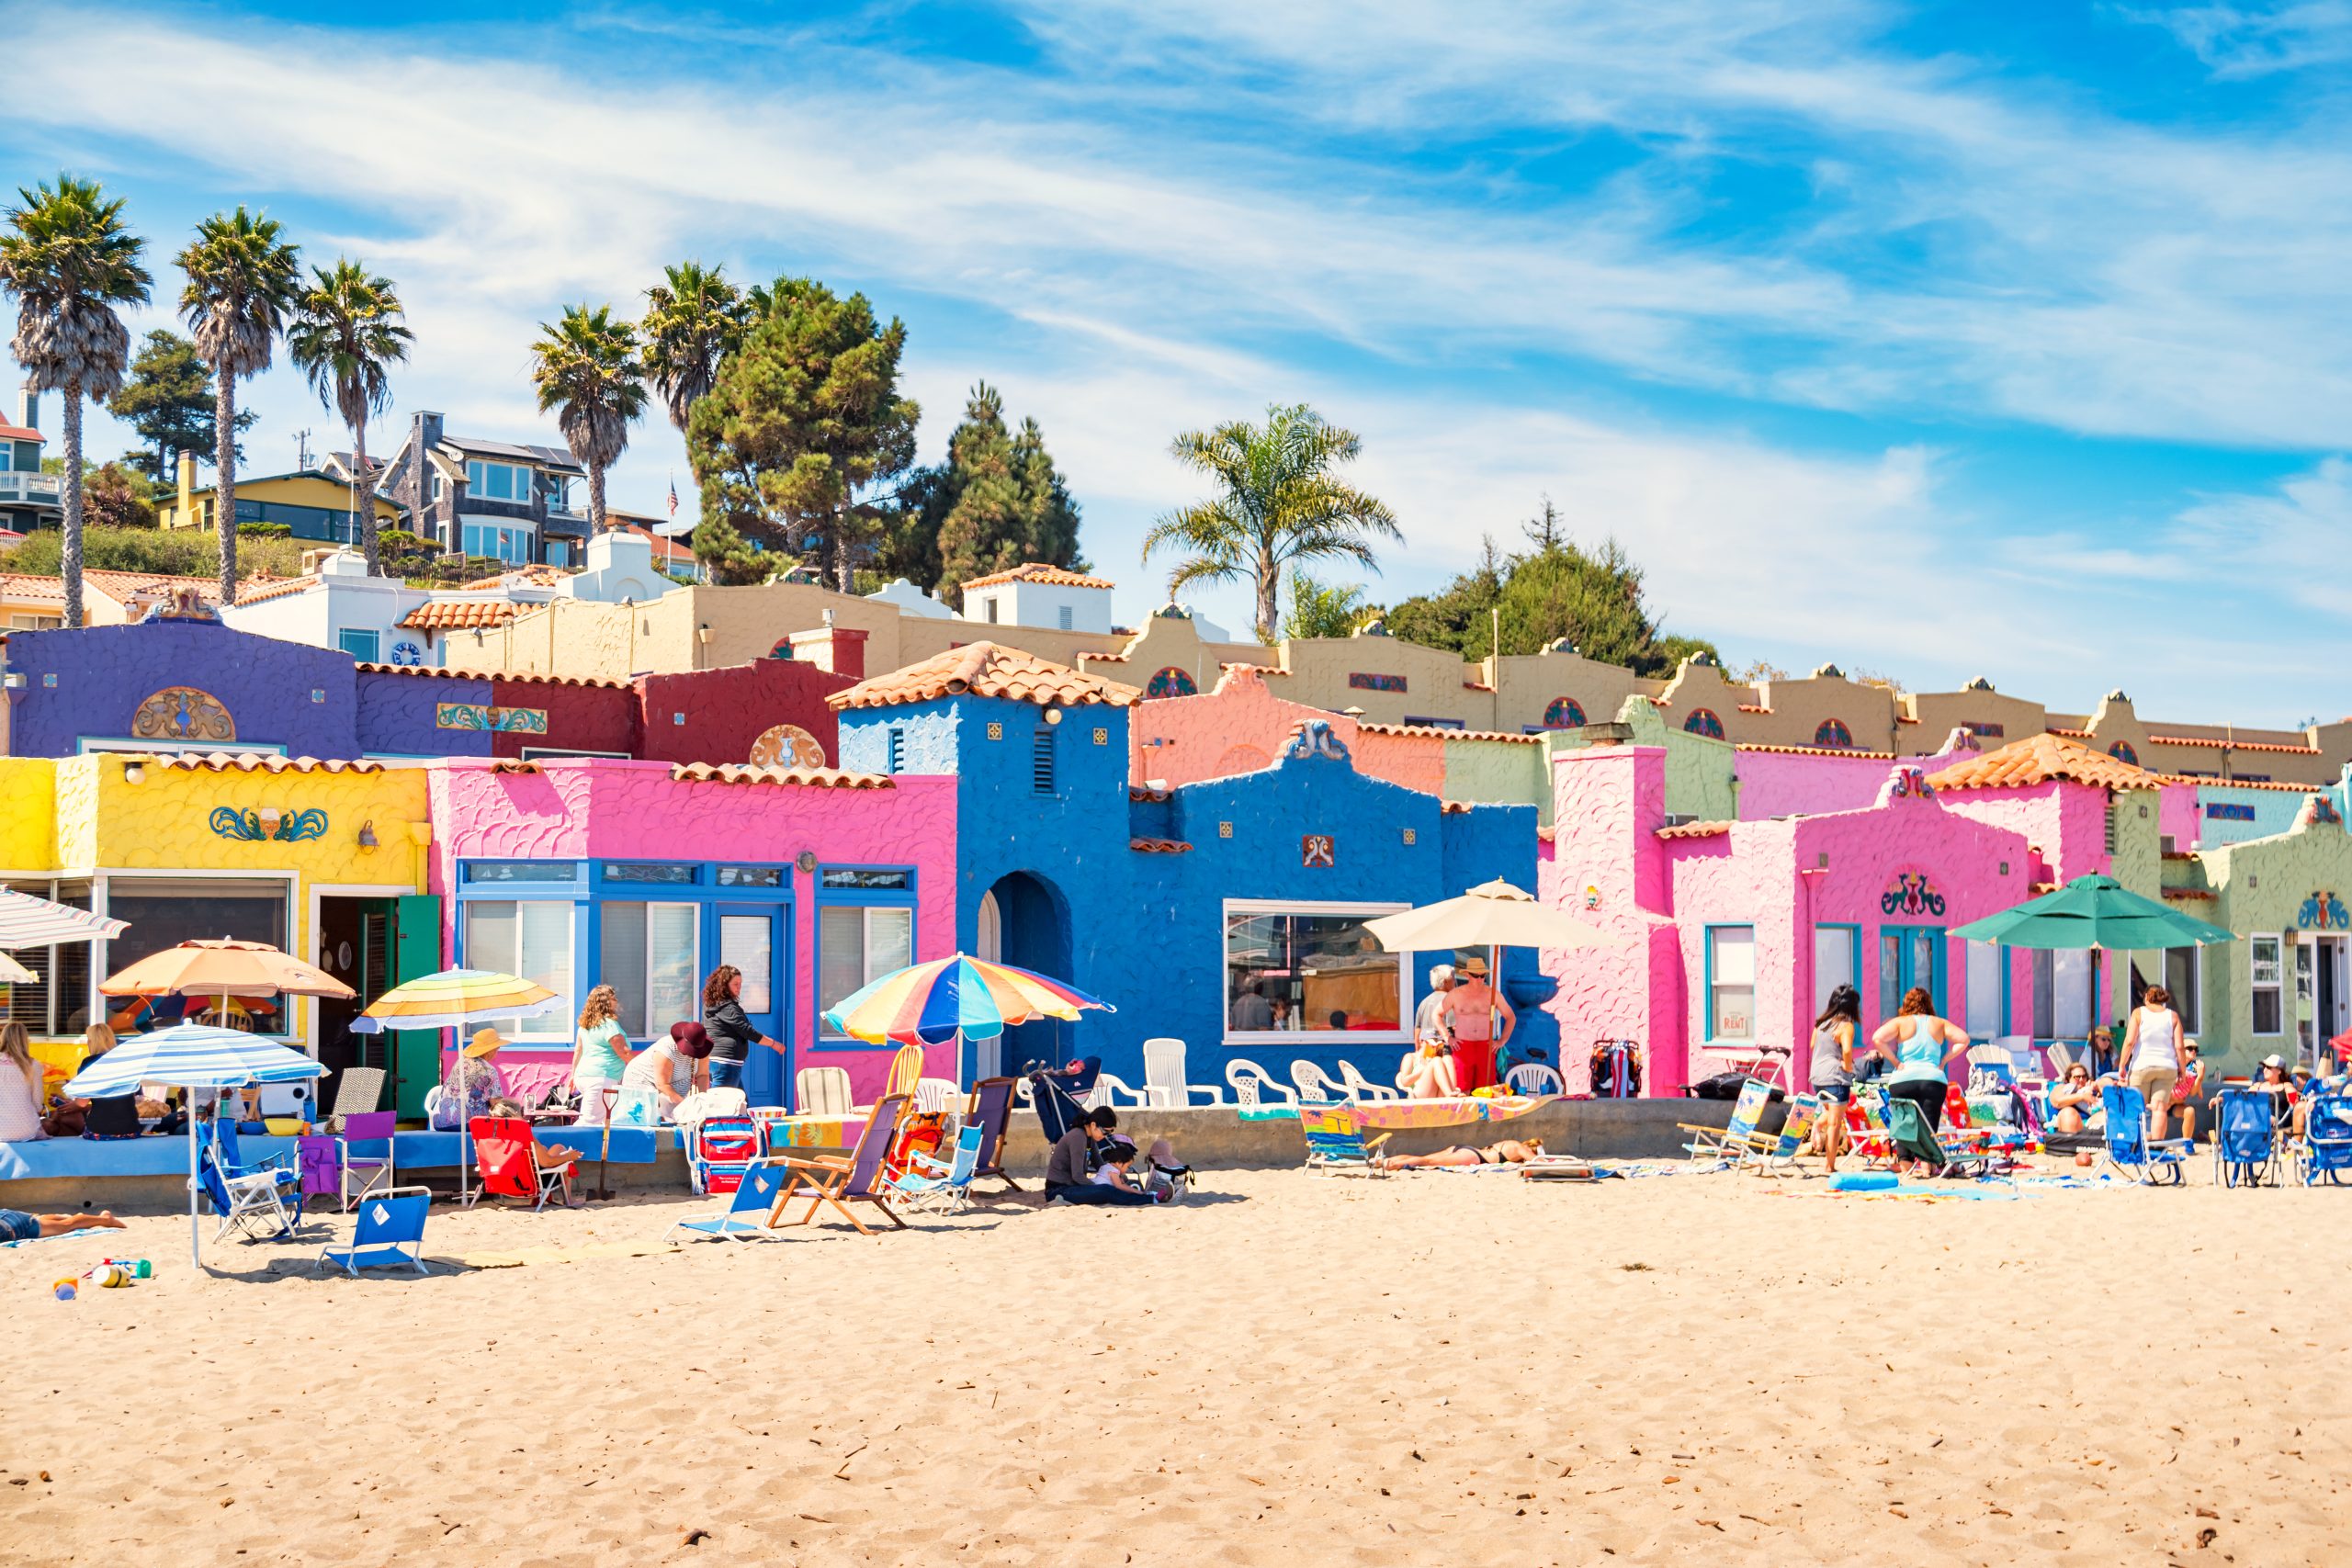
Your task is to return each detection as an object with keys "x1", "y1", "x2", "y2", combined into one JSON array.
[
  {"x1": 1357, "y1": 720, "x2": 1544, "y2": 744},
  {"x1": 2163, "y1": 886, "x2": 2217, "y2": 901},
  {"x1": 356, "y1": 662, "x2": 631, "y2": 690},
  {"x1": 1736, "y1": 704, "x2": 1770, "y2": 714},
  {"x1": 669, "y1": 762, "x2": 894, "y2": 789},
  {"x1": 458, "y1": 566, "x2": 572, "y2": 592},
  {"x1": 1657, "y1": 819, "x2": 1735, "y2": 840},
  {"x1": 960, "y1": 562, "x2": 1115, "y2": 592},
  {"x1": 1129, "y1": 785, "x2": 1170, "y2": 802},
  {"x1": 2204, "y1": 779, "x2": 2335, "y2": 793},
  {"x1": 2050, "y1": 727, "x2": 2092, "y2": 739},
  {"x1": 0, "y1": 423, "x2": 42, "y2": 444},
  {"x1": 830, "y1": 641, "x2": 1139, "y2": 711},
  {"x1": 1734, "y1": 741, "x2": 1895, "y2": 759},
  {"x1": 1129, "y1": 837, "x2": 1193, "y2": 853},
  {"x1": 1927, "y1": 732, "x2": 2163, "y2": 793},
  {"x1": 401, "y1": 599, "x2": 519, "y2": 631},
  {"x1": 0, "y1": 570, "x2": 224, "y2": 606},
  {"x1": 156, "y1": 752, "x2": 384, "y2": 774},
  {"x1": 2146, "y1": 733, "x2": 2318, "y2": 754},
  {"x1": 230, "y1": 575, "x2": 319, "y2": 605}
]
